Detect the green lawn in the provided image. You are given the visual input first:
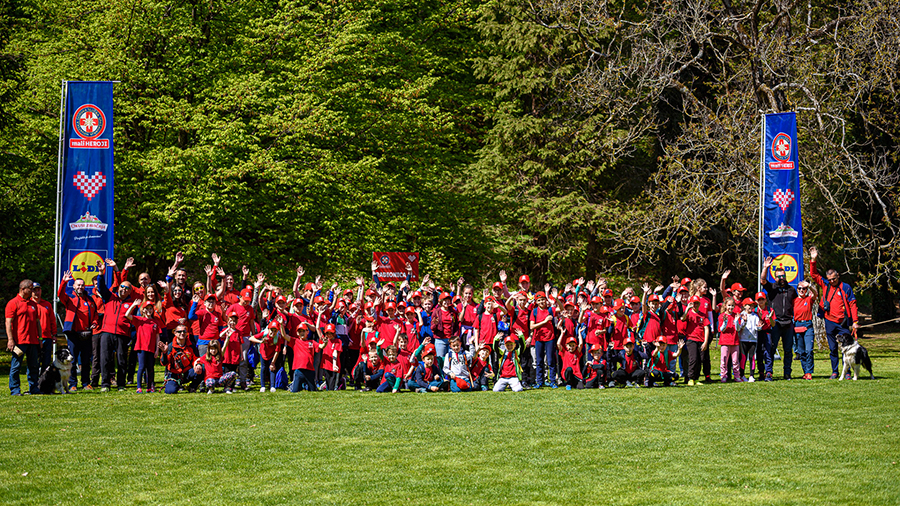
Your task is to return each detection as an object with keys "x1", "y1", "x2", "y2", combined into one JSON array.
[{"x1": 1, "y1": 331, "x2": 899, "y2": 506}]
